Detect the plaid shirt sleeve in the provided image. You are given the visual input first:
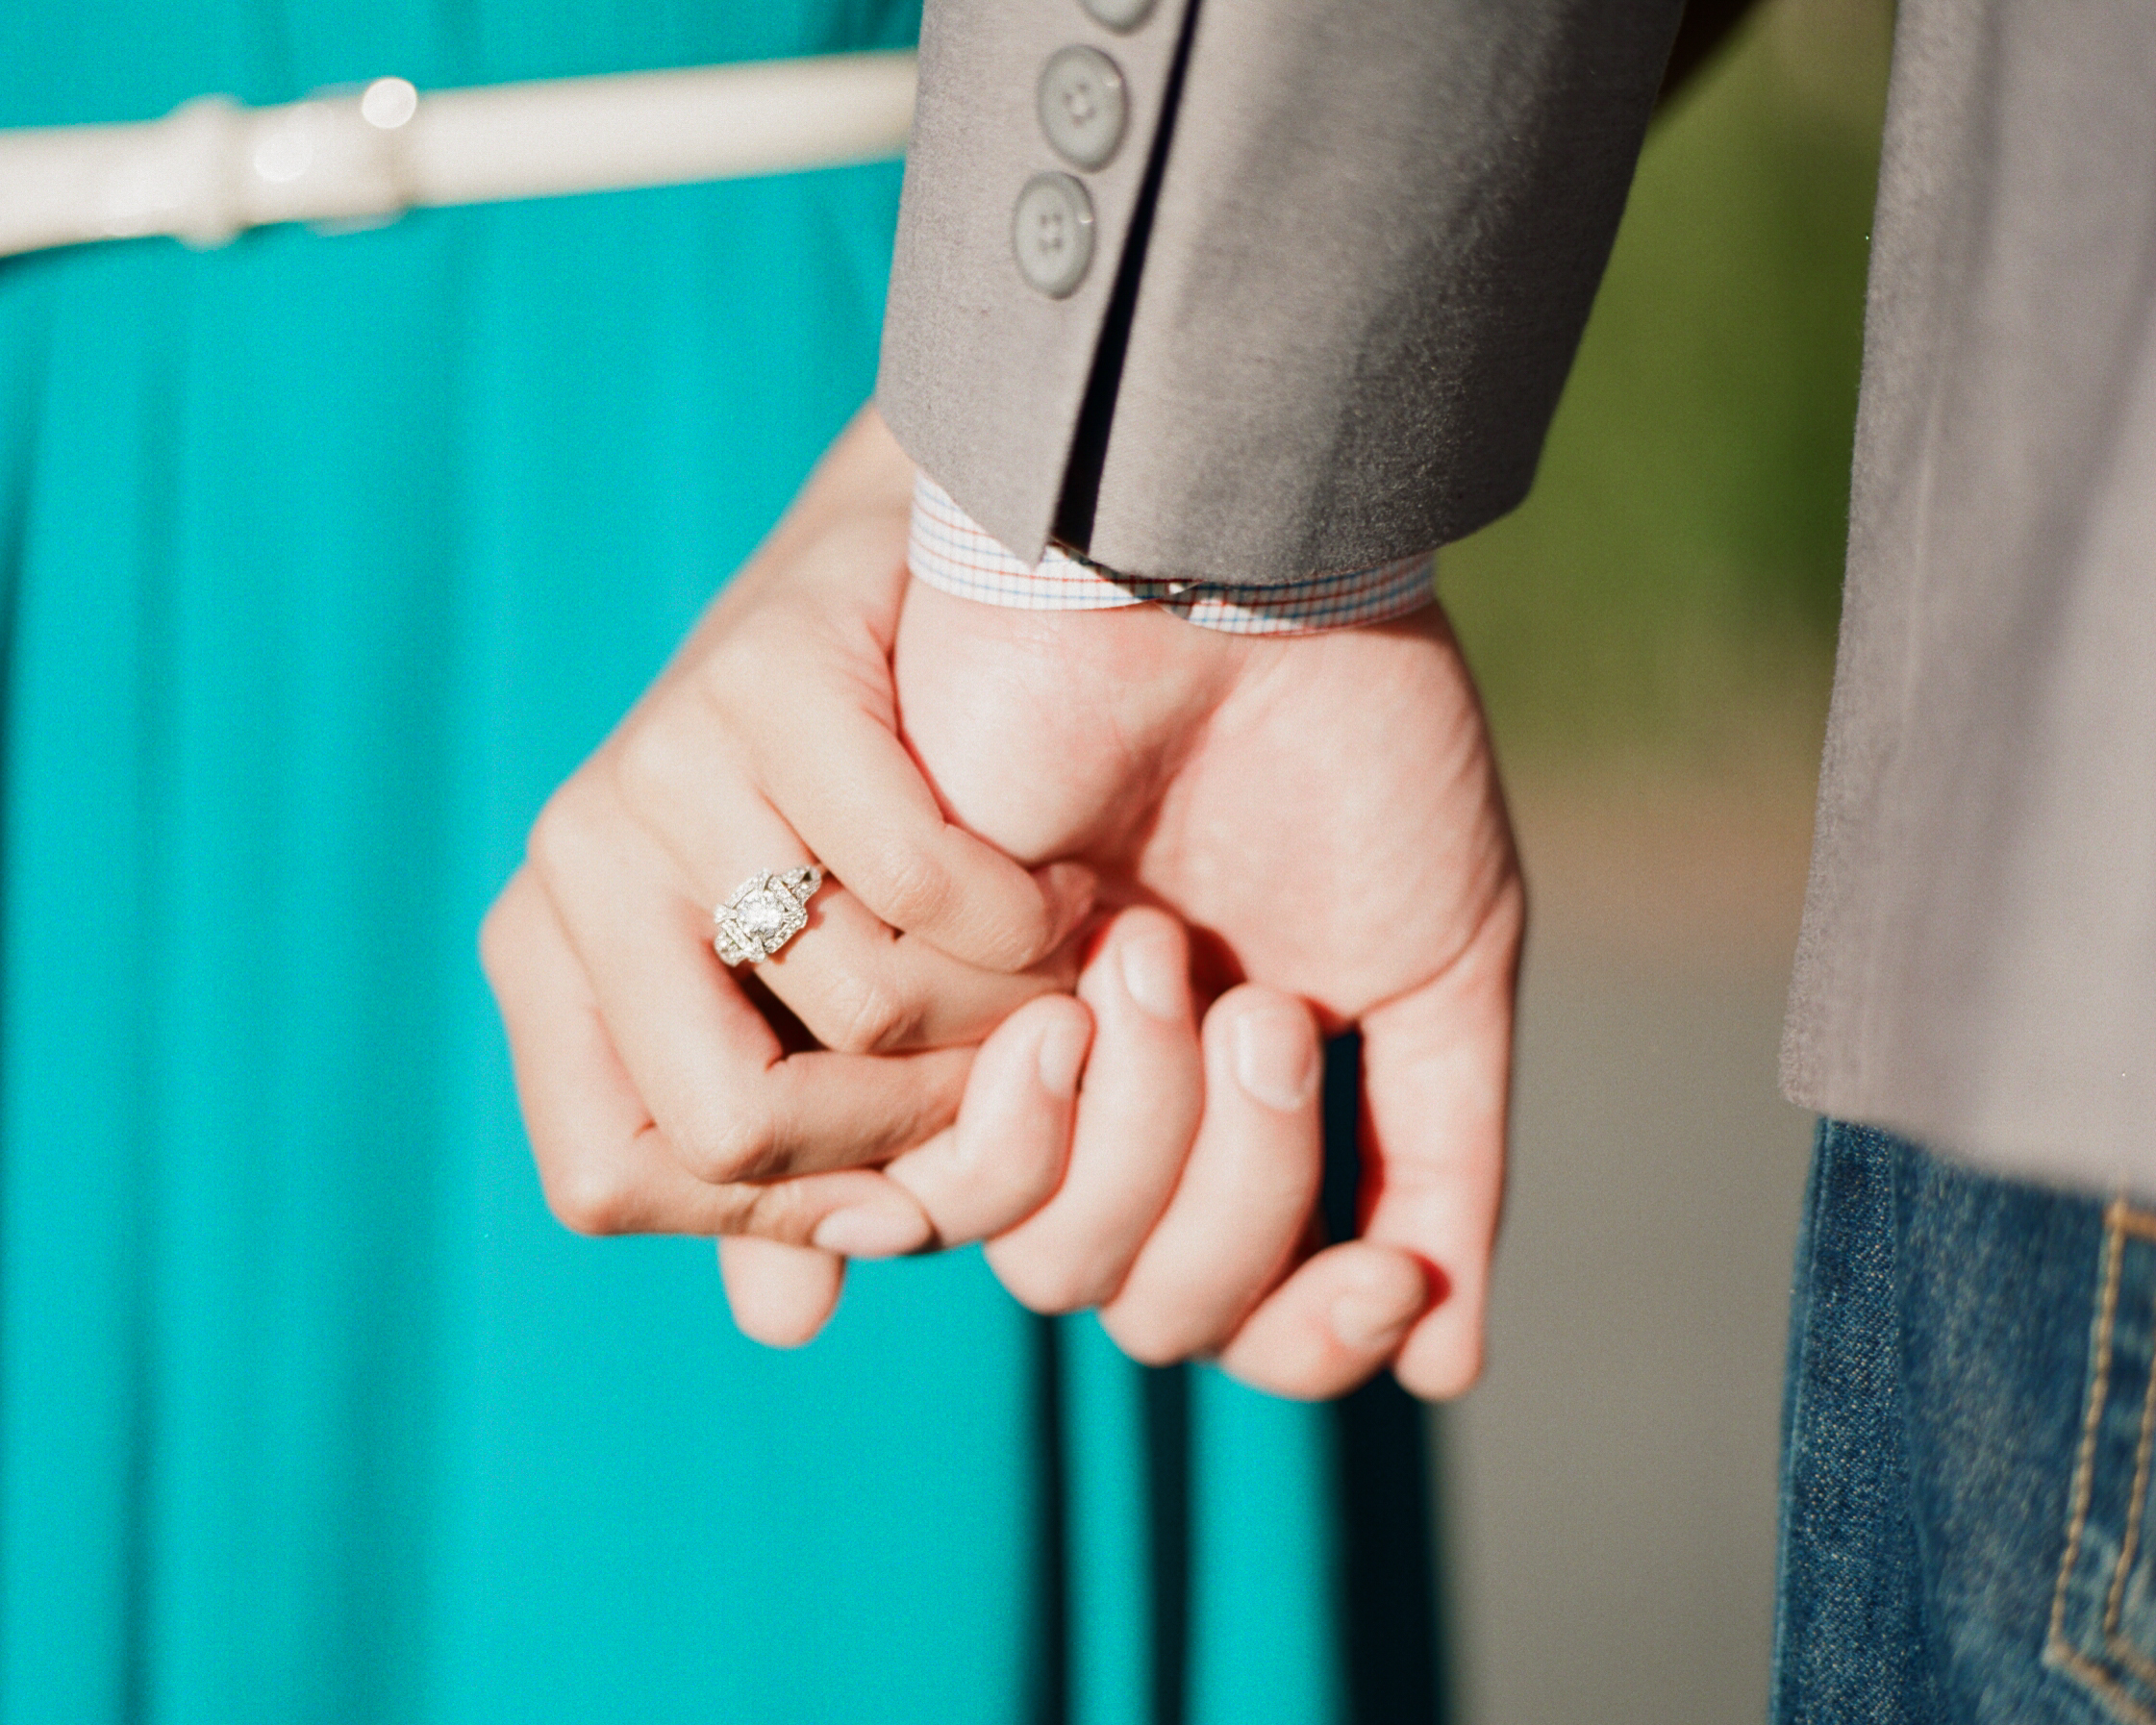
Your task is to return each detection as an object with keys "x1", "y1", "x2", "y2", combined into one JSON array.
[{"x1": 907, "y1": 474, "x2": 1436, "y2": 636}]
